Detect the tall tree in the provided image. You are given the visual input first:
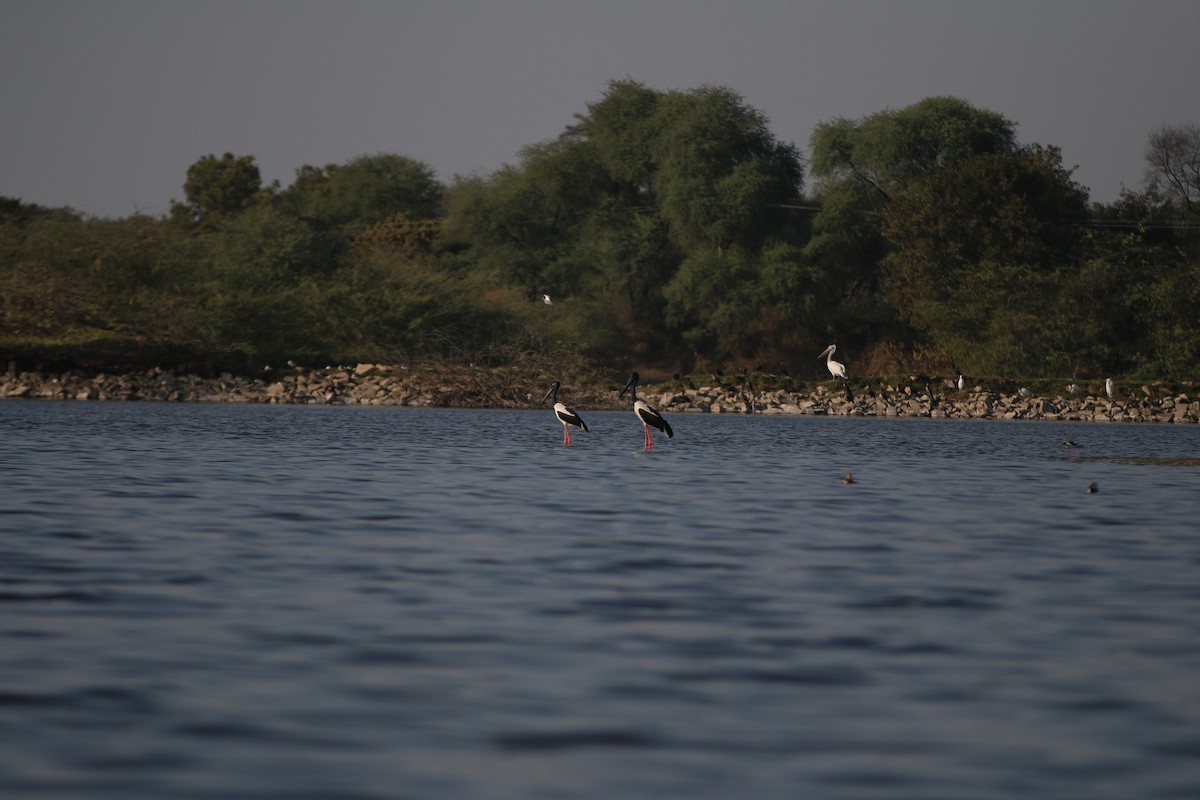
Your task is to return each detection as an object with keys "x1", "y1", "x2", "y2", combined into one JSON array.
[
  {"x1": 279, "y1": 154, "x2": 441, "y2": 232},
  {"x1": 810, "y1": 97, "x2": 1017, "y2": 201},
  {"x1": 805, "y1": 97, "x2": 1023, "y2": 362},
  {"x1": 881, "y1": 145, "x2": 1090, "y2": 375},
  {"x1": 650, "y1": 85, "x2": 804, "y2": 254},
  {"x1": 442, "y1": 80, "x2": 807, "y2": 367},
  {"x1": 172, "y1": 153, "x2": 263, "y2": 227},
  {"x1": 1144, "y1": 123, "x2": 1200, "y2": 218}
]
